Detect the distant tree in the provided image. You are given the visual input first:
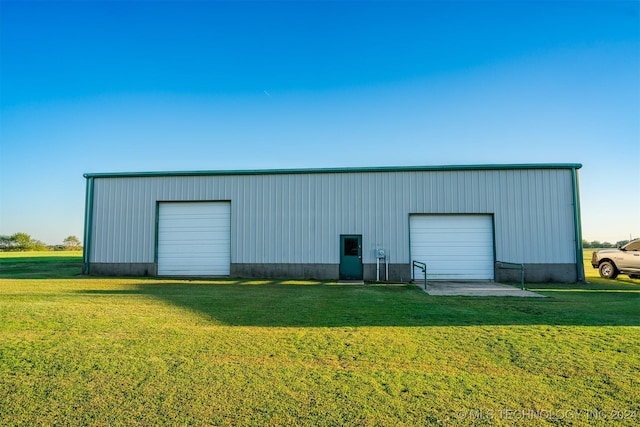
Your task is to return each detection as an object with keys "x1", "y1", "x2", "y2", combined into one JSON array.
[
  {"x1": 0, "y1": 235, "x2": 16, "y2": 251},
  {"x1": 31, "y1": 239, "x2": 49, "y2": 251},
  {"x1": 616, "y1": 240, "x2": 630, "y2": 248},
  {"x1": 63, "y1": 235, "x2": 82, "y2": 251},
  {"x1": 12, "y1": 232, "x2": 34, "y2": 251},
  {"x1": 0, "y1": 233, "x2": 49, "y2": 252},
  {"x1": 583, "y1": 240, "x2": 633, "y2": 249}
]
